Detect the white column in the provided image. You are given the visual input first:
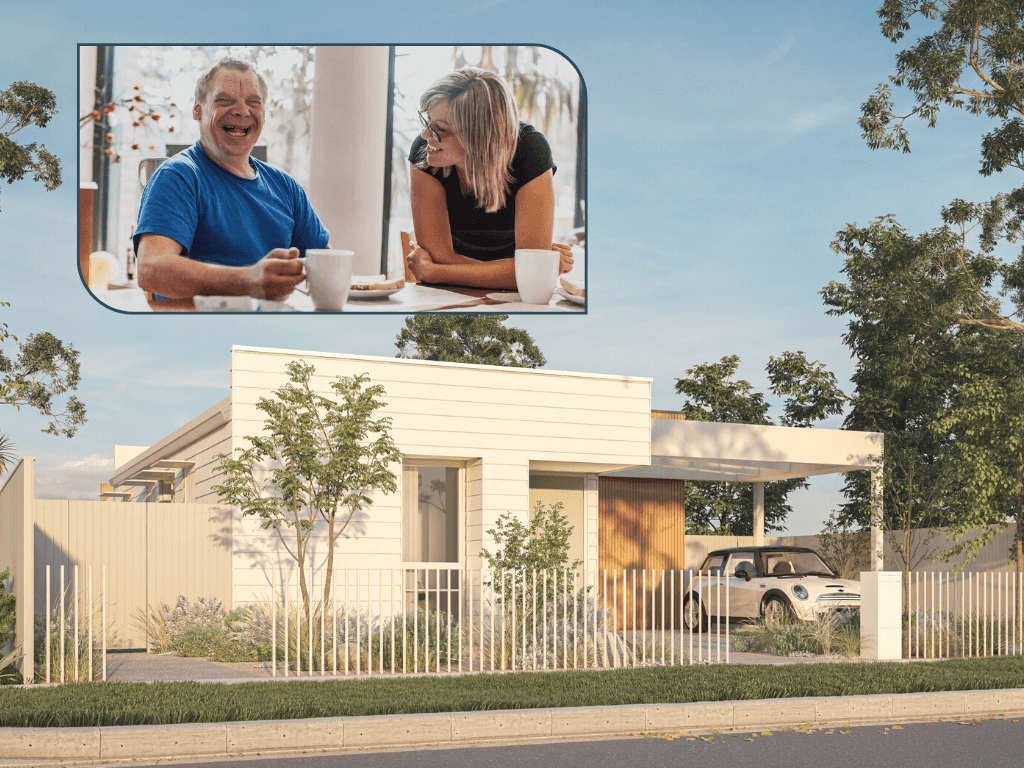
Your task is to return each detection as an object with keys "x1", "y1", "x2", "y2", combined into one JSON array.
[
  {"x1": 860, "y1": 570, "x2": 902, "y2": 660},
  {"x1": 309, "y1": 47, "x2": 390, "y2": 276},
  {"x1": 870, "y1": 464, "x2": 883, "y2": 571},
  {"x1": 752, "y1": 481, "x2": 764, "y2": 546}
]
